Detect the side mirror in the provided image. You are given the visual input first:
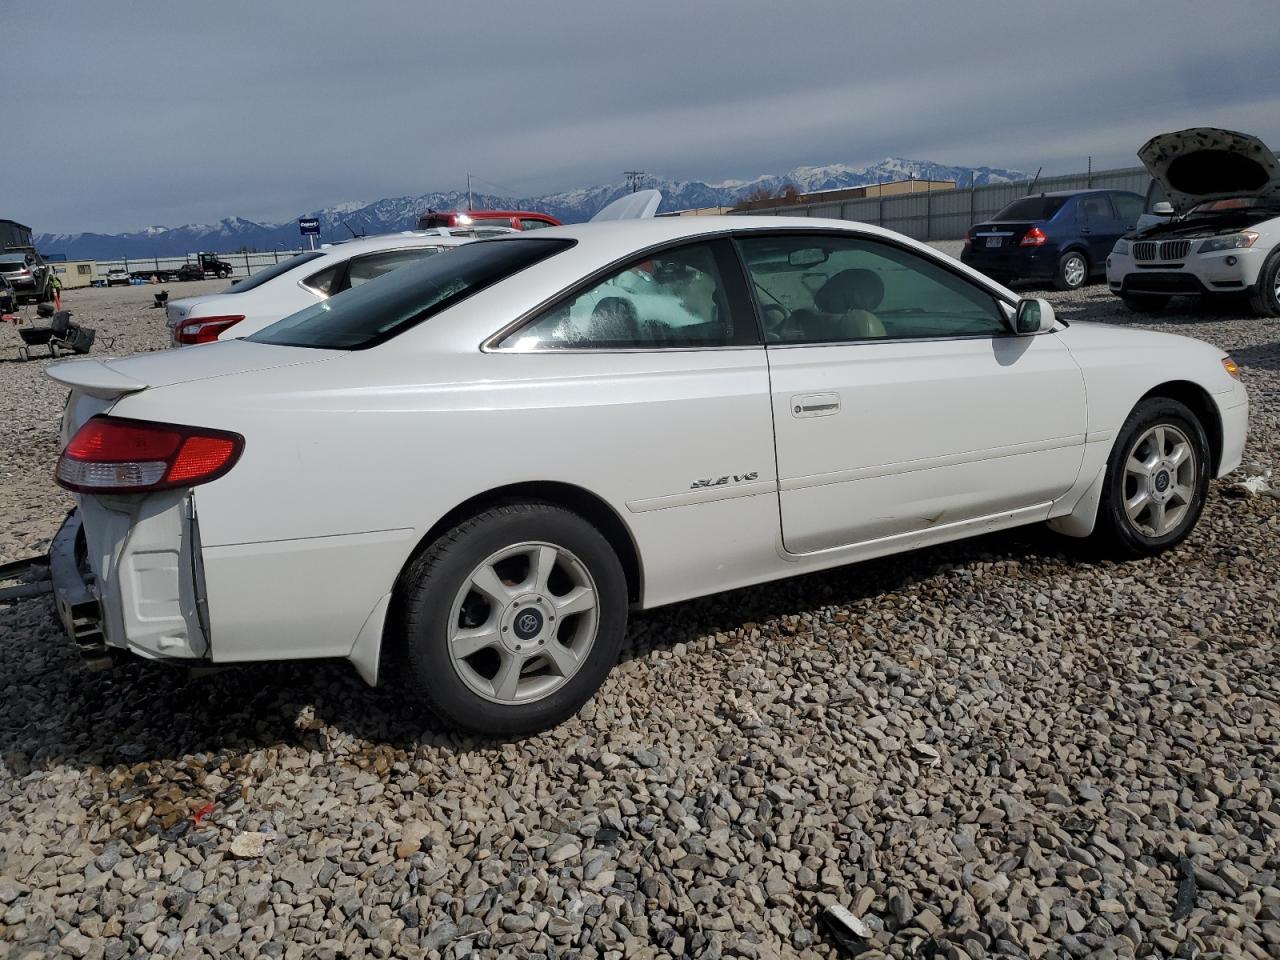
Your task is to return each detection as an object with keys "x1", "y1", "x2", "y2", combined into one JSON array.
[
  {"x1": 1152, "y1": 201, "x2": 1174, "y2": 216},
  {"x1": 1014, "y1": 298, "x2": 1056, "y2": 335}
]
